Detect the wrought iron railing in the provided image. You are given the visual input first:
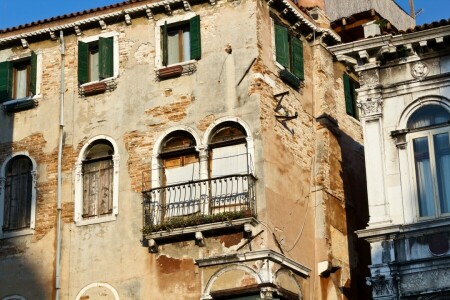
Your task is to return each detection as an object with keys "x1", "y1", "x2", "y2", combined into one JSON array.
[{"x1": 142, "y1": 174, "x2": 256, "y2": 233}]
